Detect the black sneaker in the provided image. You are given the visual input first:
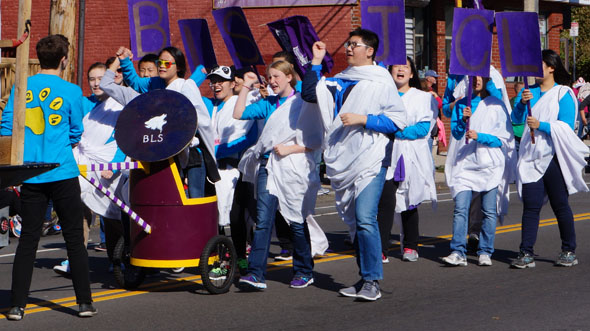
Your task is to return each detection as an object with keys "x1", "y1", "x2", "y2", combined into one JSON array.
[
  {"x1": 274, "y1": 249, "x2": 293, "y2": 261},
  {"x1": 78, "y1": 303, "x2": 97, "y2": 317},
  {"x1": 94, "y1": 243, "x2": 107, "y2": 252},
  {"x1": 7, "y1": 306, "x2": 24, "y2": 321},
  {"x1": 467, "y1": 233, "x2": 479, "y2": 253}
]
